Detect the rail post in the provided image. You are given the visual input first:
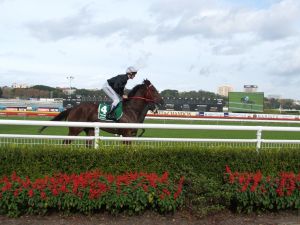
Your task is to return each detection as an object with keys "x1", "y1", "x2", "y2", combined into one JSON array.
[
  {"x1": 256, "y1": 127, "x2": 262, "y2": 152},
  {"x1": 94, "y1": 126, "x2": 100, "y2": 149}
]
